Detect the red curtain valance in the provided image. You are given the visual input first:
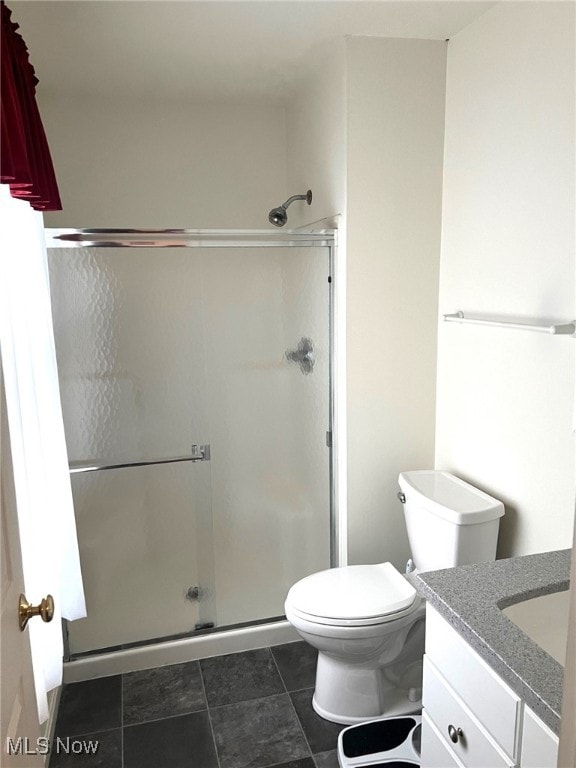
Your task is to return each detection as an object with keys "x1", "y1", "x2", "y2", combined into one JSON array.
[{"x1": 1, "y1": 1, "x2": 61, "y2": 210}]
